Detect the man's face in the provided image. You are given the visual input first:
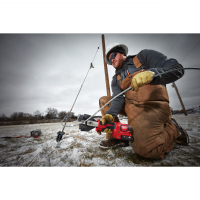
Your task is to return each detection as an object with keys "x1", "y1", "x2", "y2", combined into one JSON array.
[{"x1": 109, "y1": 52, "x2": 124, "y2": 68}]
